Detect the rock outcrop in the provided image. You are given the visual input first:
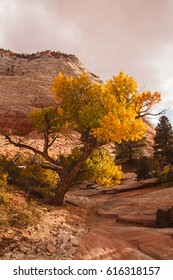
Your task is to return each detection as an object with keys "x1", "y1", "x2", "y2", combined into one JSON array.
[
  {"x1": 74, "y1": 174, "x2": 173, "y2": 260},
  {"x1": 0, "y1": 49, "x2": 100, "y2": 135}
]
